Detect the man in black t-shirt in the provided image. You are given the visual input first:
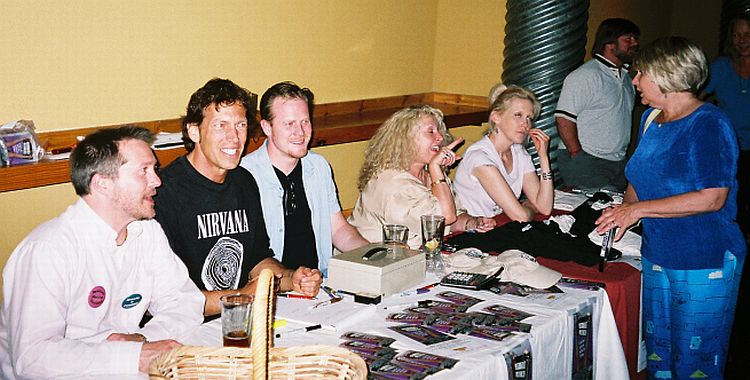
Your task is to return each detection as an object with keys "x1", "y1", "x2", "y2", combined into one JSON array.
[{"x1": 154, "y1": 78, "x2": 322, "y2": 316}]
